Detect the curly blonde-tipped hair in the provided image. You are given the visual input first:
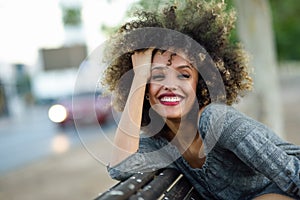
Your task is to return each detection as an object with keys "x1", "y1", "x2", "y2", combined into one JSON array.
[{"x1": 102, "y1": 0, "x2": 252, "y2": 126}]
